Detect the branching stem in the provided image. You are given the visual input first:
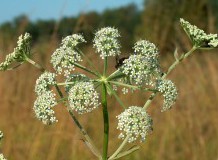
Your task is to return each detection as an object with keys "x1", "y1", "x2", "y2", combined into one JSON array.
[
  {"x1": 110, "y1": 46, "x2": 197, "y2": 159},
  {"x1": 26, "y1": 57, "x2": 101, "y2": 159}
]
